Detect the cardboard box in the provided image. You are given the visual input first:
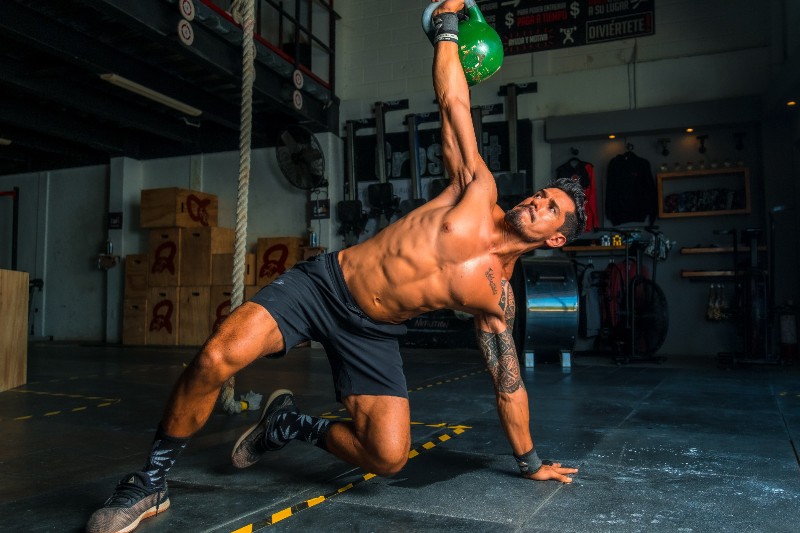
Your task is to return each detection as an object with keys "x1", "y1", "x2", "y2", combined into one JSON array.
[
  {"x1": 179, "y1": 227, "x2": 235, "y2": 286},
  {"x1": 124, "y1": 254, "x2": 148, "y2": 298},
  {"x1": 122, "y1": 299, "x2": 148, "y2": 345},
  {"x1": 140, "y1": 187, "x2": 218, "y2": 228},
  {"x1": 146, "y1": 287, "x2": 180, "y2": 345},
  {"x1": 255, "y1": 237, "x2": 304, "y2": 286},
  {"x1": 209, "y1": 285, "x2": 233, "y2": 333},
  {"x1": 178, "y1": 286, "x2": 210, "y2": 346},
  {"x1": 211, "y1": 253, "x2": 255, "y2": 286},
  {"x1": 148, "y1": 228, "x2": 182, "y2": 286}
]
